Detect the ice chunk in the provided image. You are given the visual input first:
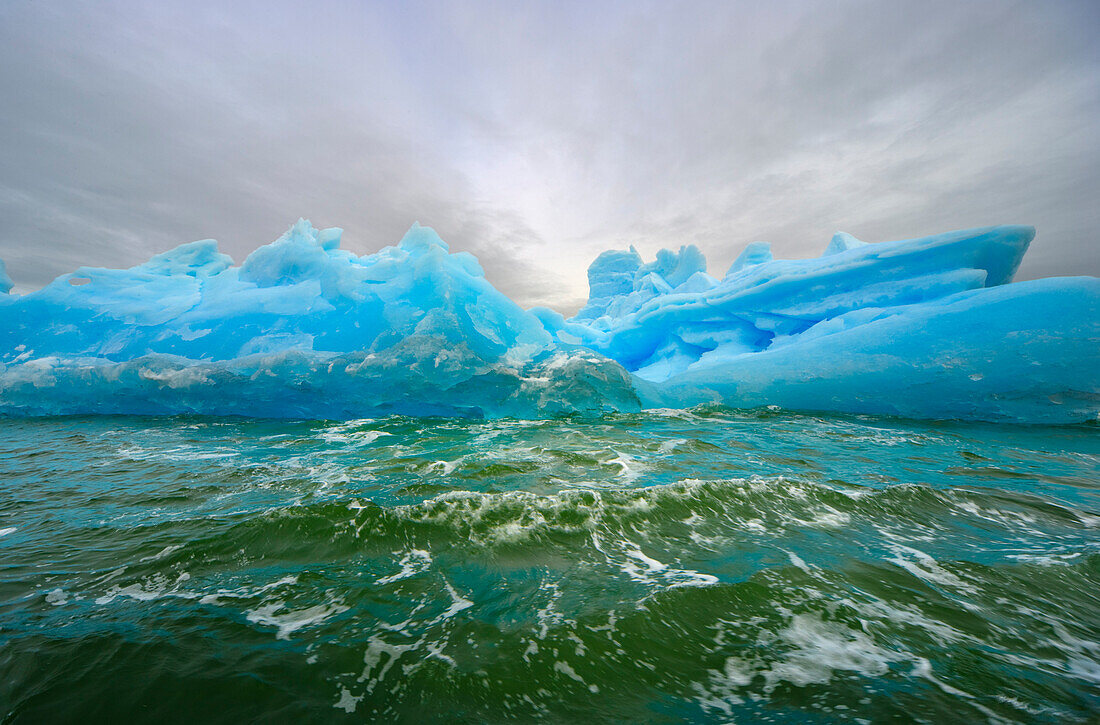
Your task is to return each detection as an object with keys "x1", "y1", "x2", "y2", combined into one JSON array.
[
  {"x1": 317, "y1": 226, "x2": 342, "y2": 250},
  {"x1": 397, "y1": 221, "x2": 450, "y2": 254},
  {"x1": 573, "y1": 248, "x2": 643, "y2": 321},
  {"x1": 575, "y1": 244, "x2": 713, "y2": 323},
  {"x1": 674, "y1": 271, "x2": 719, "y2": 294},
  {"x1": 239, "y1": 218, "x2": 342, "y2": 287},
  {"x1": 821, "y1": 232, "x2": 867, "y2": 257},
  {"x1": 140, "y1": 239, "x2": 233, "y2": 277},
  {"x1": 726, "y1": 241, "x2": 773, "y2": 275},
  {"x1": 638, "y1": 245, "x2": 707, "y2": 288}
]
